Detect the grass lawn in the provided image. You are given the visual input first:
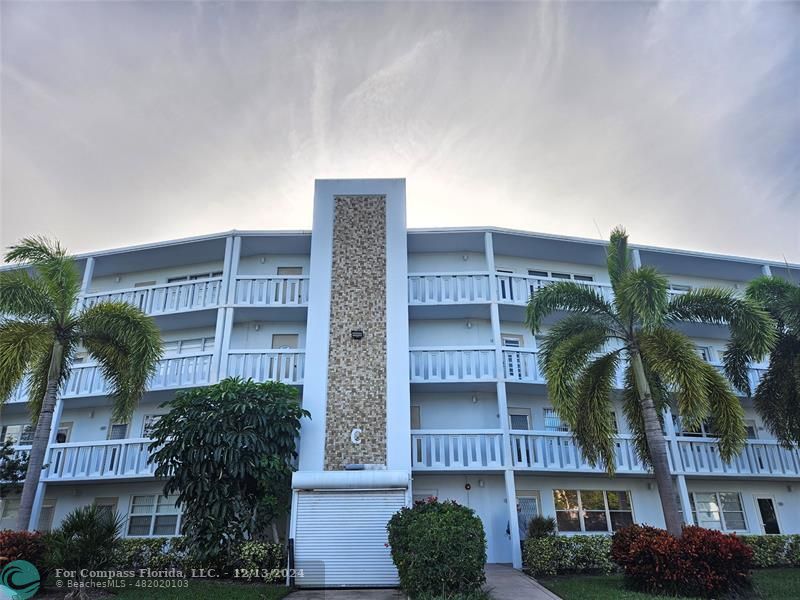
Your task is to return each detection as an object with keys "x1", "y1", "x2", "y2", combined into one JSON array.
[
  {"x1": 113, "y1": 580, "x2": 291, "y2": 600},
  {"x1": 539, "y1": 568, "x2": 800, "y2": 600}
]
